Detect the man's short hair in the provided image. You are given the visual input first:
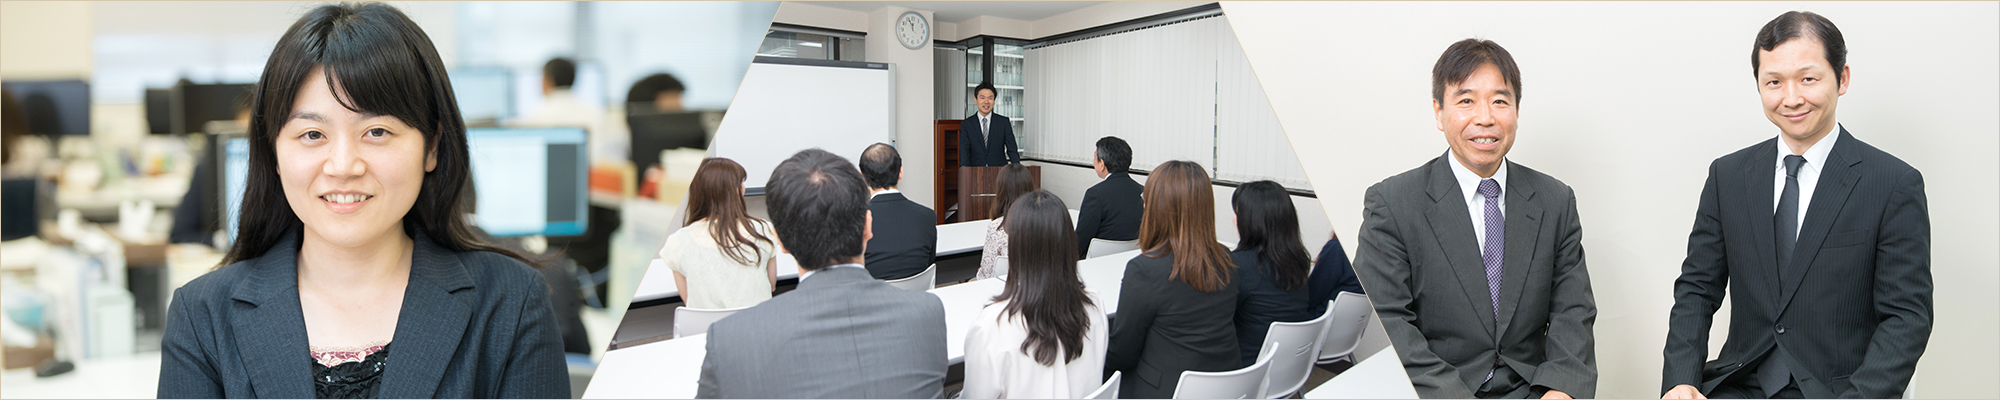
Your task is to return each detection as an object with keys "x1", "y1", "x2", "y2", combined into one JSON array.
[
  {"x1": 1753, "y1": 11, "x2": 1847, "y2": 85},
  {"x1": 1094, "y1": 136, "x2": 1132, "y2": 174},
  {"x1": 1431, "y1": 38, "x2": 1523, "y2": 105},
  {"x1": 625, "y1": 73, "x2": 686, "y2": 106},
  {"x1": 859, "y1": 143, "x2": 902, "y2": 189},
  {"x1": 766, "y1": 148, "x2": 870, "y2": 270},
  {"x1": 974, "y1": 82, "x2": 997, "y2": 98},
  {"x1": 544, "y1": 57, "x2": 578, "y2": 88}
]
